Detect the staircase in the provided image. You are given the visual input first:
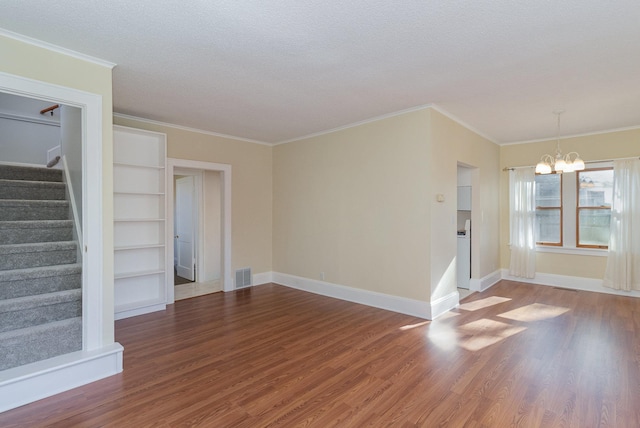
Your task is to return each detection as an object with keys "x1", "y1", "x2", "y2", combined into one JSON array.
[{"x1": 0, "y1": 164, "x2": 82, "y2": 371}]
